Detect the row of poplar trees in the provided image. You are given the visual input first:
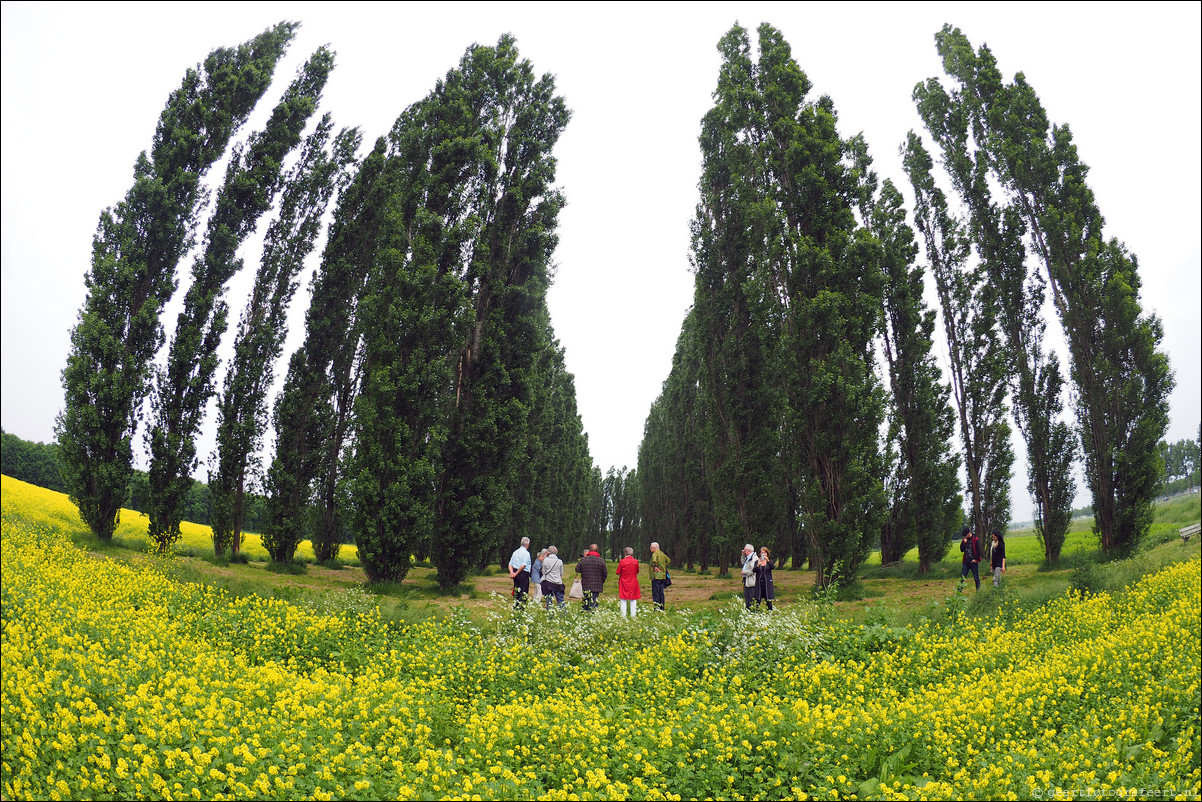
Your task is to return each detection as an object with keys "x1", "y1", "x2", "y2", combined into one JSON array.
[
  {"x1": 637, "y1": 24, "x2": 1172, "y2": 585},
  {"x1": 56, "y1": 23, "x2": 596, "y2": 588}
]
